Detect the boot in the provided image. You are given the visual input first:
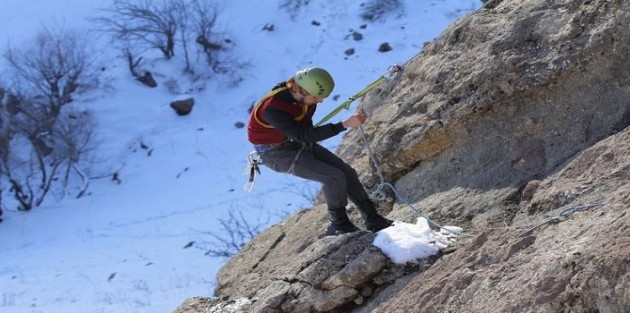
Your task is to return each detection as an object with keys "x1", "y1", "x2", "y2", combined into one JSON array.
[
  {"x1": 356, "y1": 200, "x2": 394, "y2": 233},
  {"x1": 324, "y1": 209, "x2": 360, "y2": 236}
]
